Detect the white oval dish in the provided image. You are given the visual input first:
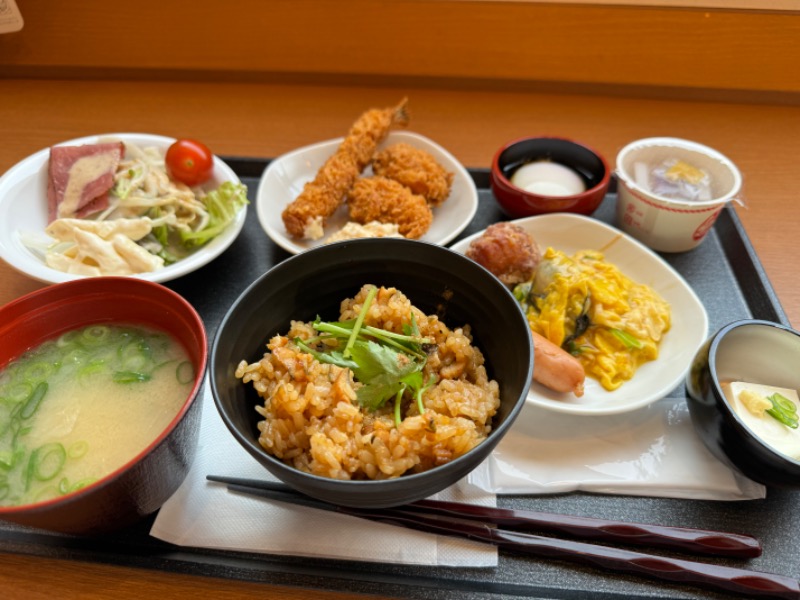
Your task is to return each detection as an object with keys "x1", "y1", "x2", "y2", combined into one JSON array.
[
  {"x1": 450, "y1": 213, "x2": 709, "y2": 415},
  {"x1": 256, "y1": 130, "x2": 478, "y2": 254},
  {"x1": 0, "y1": 133, "x2": 246, "y2": 285}
]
